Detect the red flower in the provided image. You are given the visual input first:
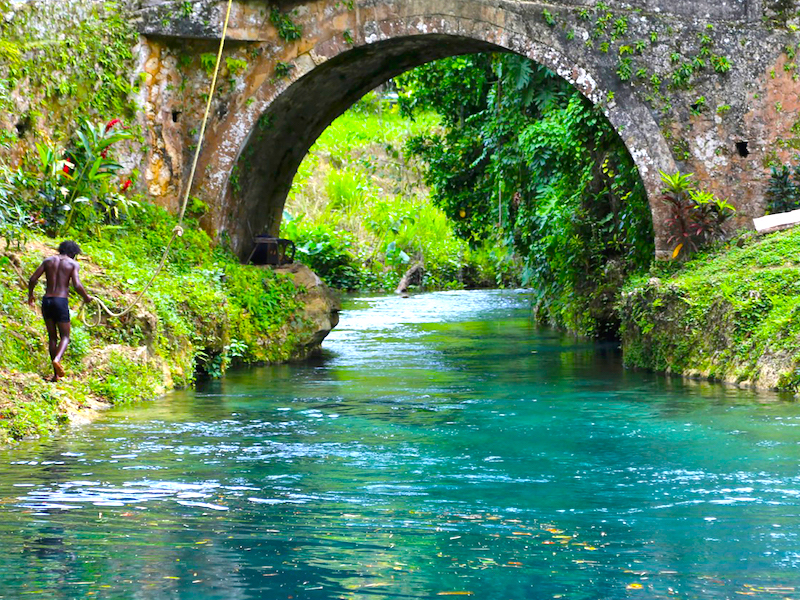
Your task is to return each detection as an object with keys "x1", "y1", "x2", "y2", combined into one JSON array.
[
  {"x1": 105, "y1": 118, "x2": 121, "y2": 132},
  {"x1": 121, "y1": 178, "x2": 132, "y2": 191}
]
